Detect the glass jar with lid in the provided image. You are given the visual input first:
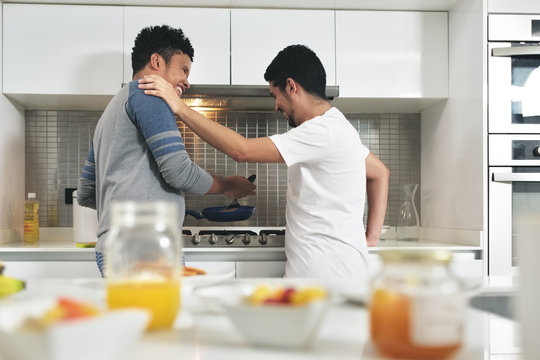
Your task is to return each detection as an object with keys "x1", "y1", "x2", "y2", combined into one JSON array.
[
  {"x1": 369, "y1": 249, "x2": 464, "y2": 359},
  {"x1": 104, "y1": 201, "x2": 182, "y2": 331}
]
